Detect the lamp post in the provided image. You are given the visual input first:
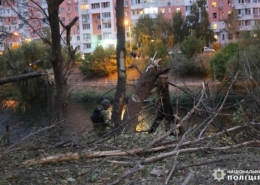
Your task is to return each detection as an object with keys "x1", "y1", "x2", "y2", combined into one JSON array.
[{"x1": 125, "y1": 20, "x2": 132, "y2": 51}]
